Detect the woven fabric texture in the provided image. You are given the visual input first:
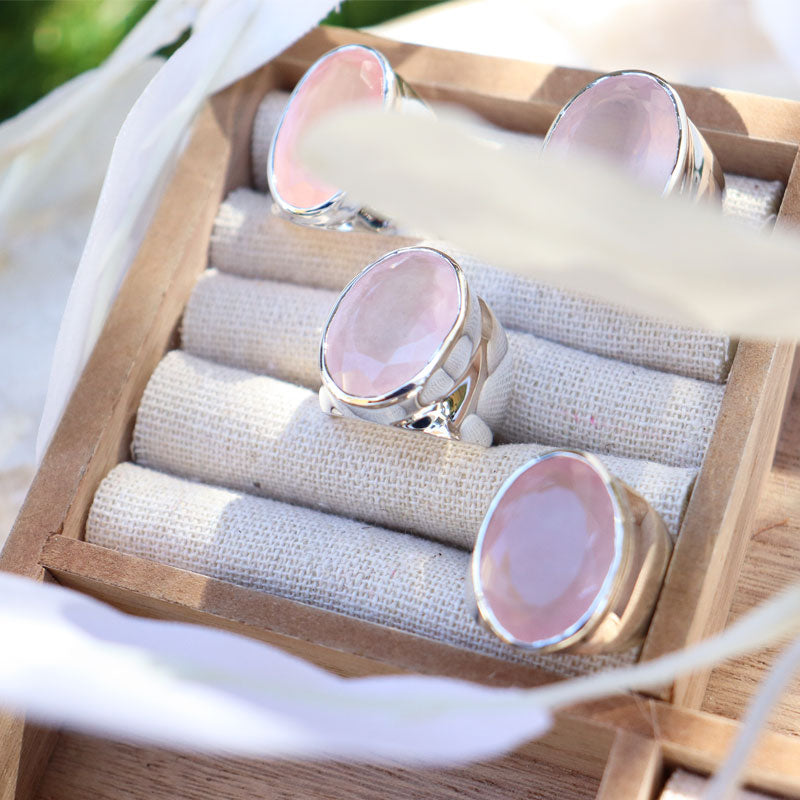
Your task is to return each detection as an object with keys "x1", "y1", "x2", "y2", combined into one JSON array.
[
  {"x1": 210, "y1": 188, "x2": 418, "y2": 288},
  {"x1": 133, "y1": 350, "x2": 697, "y2": 543},
  {"x1": 211, "y1": 184, "x2": 779, "y2": 383},
  {"x1": 87, "y1": 461, "x2": 642, "y2": 676},
  {"x1": 183, "y1": 269, "x2": 723, "y2": 468},
  {"x1": 243, "y1": 91, "x2": 784, "y2": 382},
  {"x1": 251, "y1": 89, "x2": 289, "y2": 192}
]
